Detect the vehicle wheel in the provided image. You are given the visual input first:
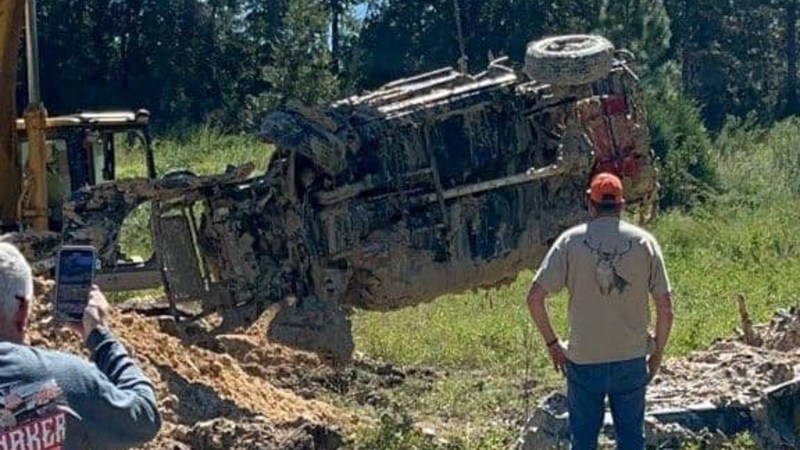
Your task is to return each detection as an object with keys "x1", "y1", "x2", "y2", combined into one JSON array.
[
  {"x1": 163, "y1": 169, "x2": 199, "y2": 180},
  {"x1": 524, "y1": 34, "x2": 614, "y2": 86},
  {"x1": 161, "y1": 169, "x2": 199, "y2": 188}
]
